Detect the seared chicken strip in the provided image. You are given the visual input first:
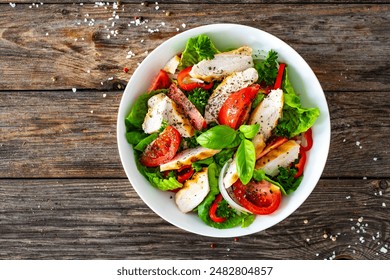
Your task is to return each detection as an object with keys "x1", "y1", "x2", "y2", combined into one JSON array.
[
  {"x1": 255, "y1": 140, "x2": 300, "y2": 177},
  {"x1": 163, "y1": 55, "x2": 180, "y2": 74},
  {"x1": 189, "y1": 46, "x2": 254, "y2": 82},
  {"x1": 160, "y1": 146, "x2": 220, "y2": 172},
  {"x1": 175, "y1": 168, "x2": 210, "y2": 213},
  {"x1": 249, "y1": 88, "x2": 284, "y2": 158},
  {"x1": 142, "y1": 93, "x2": 195, "y2": 138},
  {"x1": 204, "y1": 67, "x2": 258, "y2": 123}
]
